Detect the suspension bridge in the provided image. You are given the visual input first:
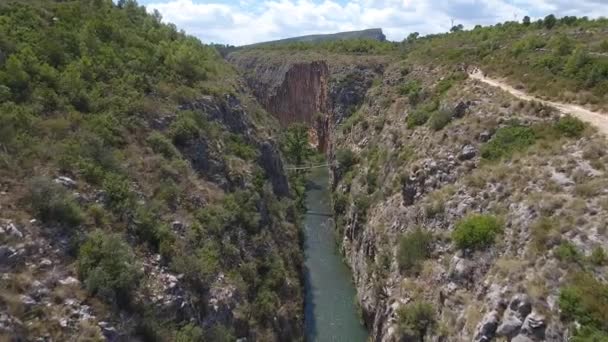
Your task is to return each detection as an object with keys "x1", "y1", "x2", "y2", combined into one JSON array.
[{"x1": 284, "y1": 162, "x2": 333, "y2": 171}]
